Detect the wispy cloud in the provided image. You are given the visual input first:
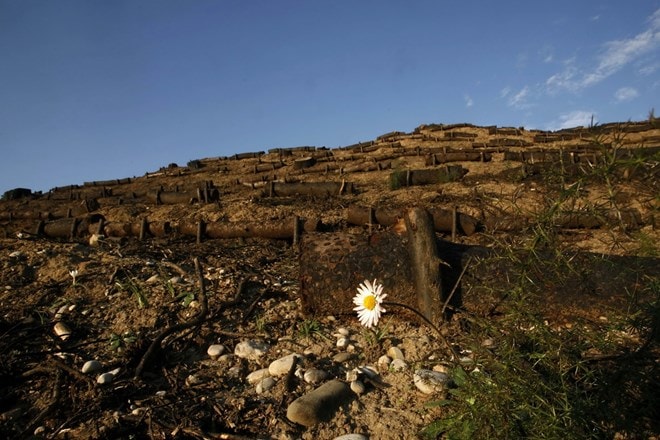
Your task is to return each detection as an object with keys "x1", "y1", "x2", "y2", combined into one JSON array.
[
  {"x1": 464, "y1": 94, "x2": 474, "y2": 108},
  {"x1": 546, "y1": 110, "x2": 597, "y2": 131},
  {"x1": 507, "y1": 86, "x2": 531, "y2": 109},
  {"x1": 500, "y1": 87, "x2": 511, "y2": 98},
  {"x1": 614, "y1": 87, "x2": 639, "y2": 102},
  {"x1": 639, "y1": 60, "x2": 660, "y2": 75},
  {"x1": 546, "y1": 8, "x2": 660, "y2": 93}
]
